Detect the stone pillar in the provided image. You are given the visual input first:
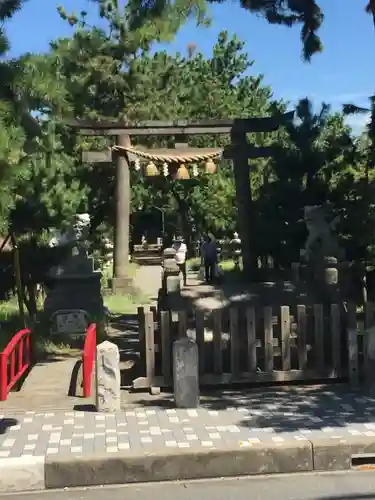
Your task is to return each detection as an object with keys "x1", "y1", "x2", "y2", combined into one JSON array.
[
  {"x1": 162, "y1": 248, "x2": 181, "y2": 292},
  {"x1": 173, "y1": 337, "x2": 199, "y2": 408},
  {"x1": 158, "y1": 248, "x2": 181, "y2": 312},
  {"x1": 96, "y1": 341, "x2": 121, "y2": 412}
]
